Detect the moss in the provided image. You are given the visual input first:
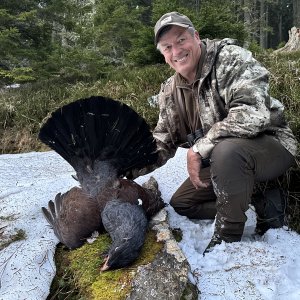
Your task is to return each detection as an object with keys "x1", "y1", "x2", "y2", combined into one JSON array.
[
  {"x1": 49, "y1": 230, "x2": 163, "y2": 299},
  {"x1": 171, "y1": 228, "x2": 183, "y2": 243},
  {"x1": 180, "y1": 280, "x2": 199, "y2": 300},
  {"x1": 91, "y1": 270, "x2": 134, "y2": 300}
]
